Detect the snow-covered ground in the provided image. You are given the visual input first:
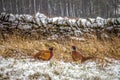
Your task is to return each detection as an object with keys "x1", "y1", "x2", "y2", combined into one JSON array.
[{"x1": 0, "y1": 56, "x2": 120, "y2": 80}]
